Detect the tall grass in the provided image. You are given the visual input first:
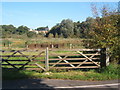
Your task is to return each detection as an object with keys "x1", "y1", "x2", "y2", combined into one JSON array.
[{"x1": 1, "y1": 38, "x2": 85, "y2": 50}]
